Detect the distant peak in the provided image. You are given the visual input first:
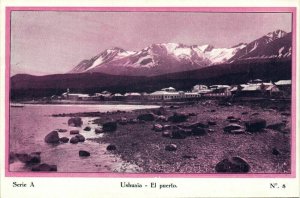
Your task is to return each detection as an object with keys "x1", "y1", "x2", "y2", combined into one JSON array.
[{"x1": 266, "y1": 29, "x2": 287, "y2": 38}]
